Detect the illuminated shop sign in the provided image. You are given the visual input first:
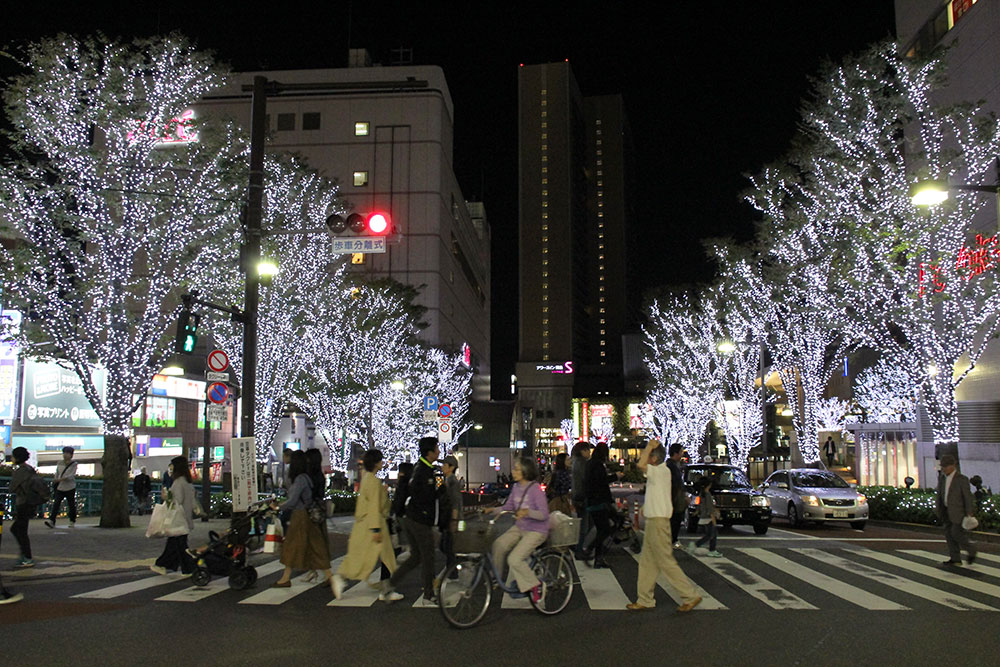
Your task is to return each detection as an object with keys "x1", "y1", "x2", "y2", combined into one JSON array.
[
  {"x1": 20, "y1": 359, "x2": 106, "y2": 428},
  {"x1": 0, "y1": 310, "x2": 20, "y2": 421},
  {"x1": 127, "y1": 109, "x2": 198, "y2": 146},
  {"x1": 461, "y1": 343, "x2": 472, "y2": 369},
  {"x1": 535, "y1": 361, "x2": 574, "y2": 374}
]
